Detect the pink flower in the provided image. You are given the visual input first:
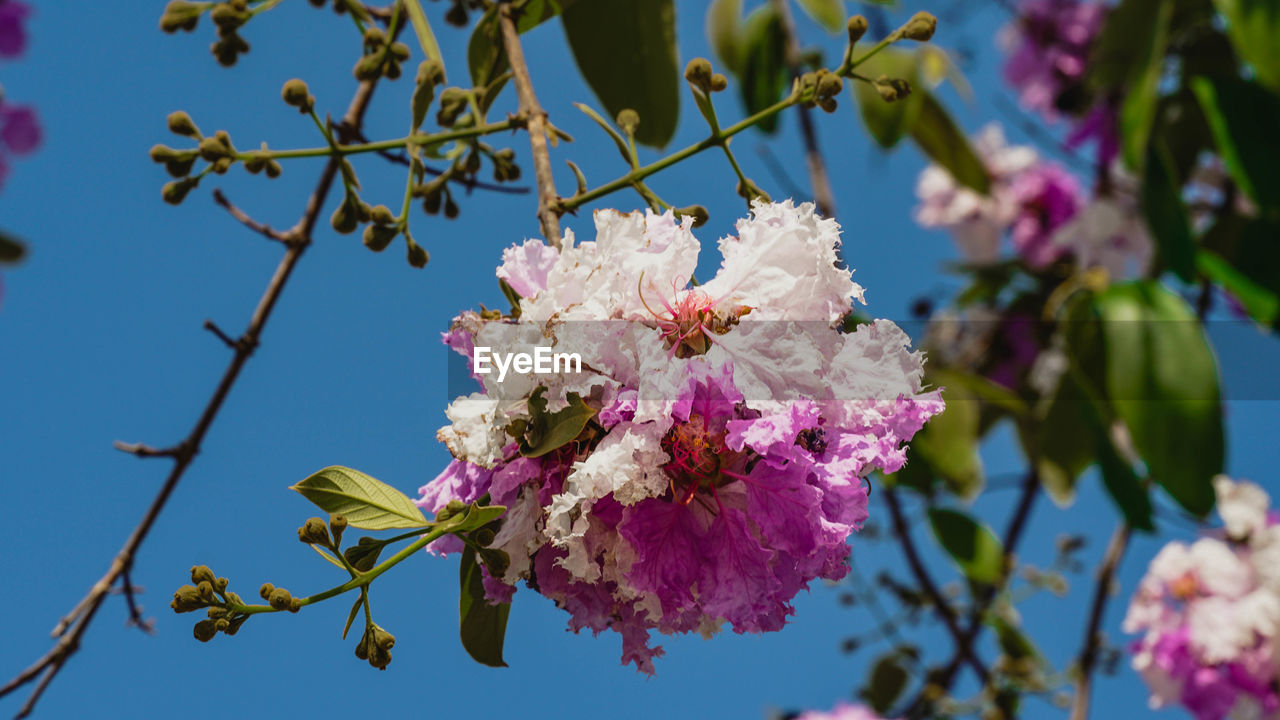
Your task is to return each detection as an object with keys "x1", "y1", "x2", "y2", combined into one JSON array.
[
  {"x1": 0, "y1": 1, "x2": 31, "y2": 59},
  {"x1": 1001, "y1": 0, "x2": 1105, "y2": 121},
  {"x1": 1007, "y1": 163, "x2": 1084, "y2": 268},
  {"x1": 796, "y1": 703, "x2": 894, "y2": 720},
  {"x1": 420, "y1": 202, "x2": 943, "y2": 672},
  {"x1": 0, "y1": 101, "x2": 40, "y2": 190}
]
